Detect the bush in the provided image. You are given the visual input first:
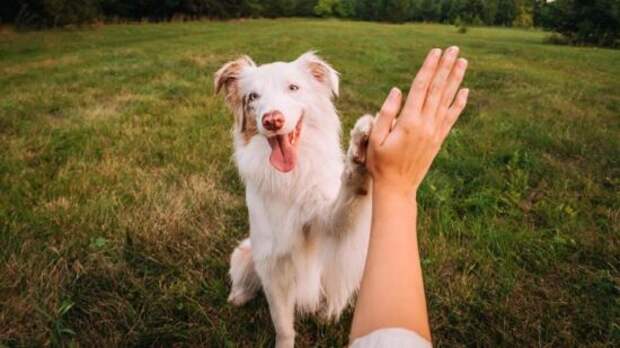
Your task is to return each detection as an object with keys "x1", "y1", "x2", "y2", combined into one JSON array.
[
  {"x1": 543, "y1": 32, "x2": 571, "y2": 45},
  {"x1": 540, "y1": 0, "x2": 620, "y2": 48},
  {"x1": 454, "y1": 16, "x2": 468, "y2": 33},
  {"x1": 314, "y1": 0, "x2": 337, "y2": 17},
  {"x1": 4, "y1": 0, "x2": 101, "y2": 28},
  {"x1": 43, "y1": 0, "x2": 101, "y2": 26},
  {"x1": 13, "y1": 3, "x2": 41, "y2": 29}
]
